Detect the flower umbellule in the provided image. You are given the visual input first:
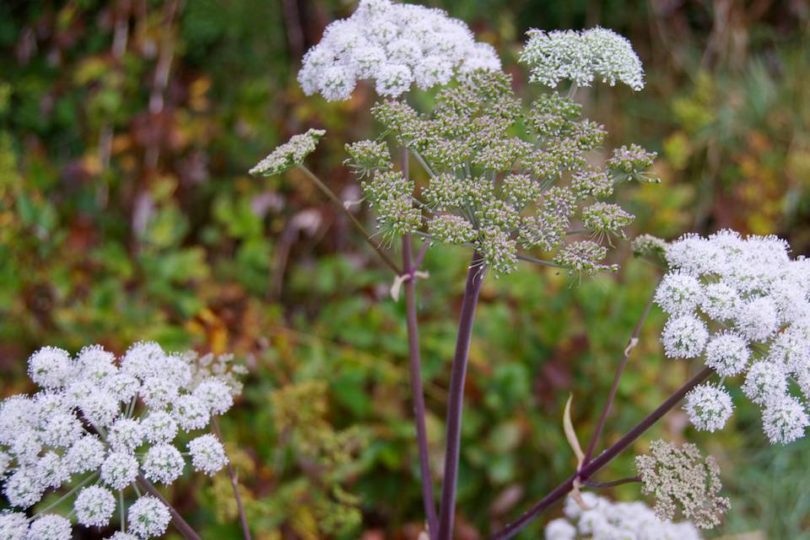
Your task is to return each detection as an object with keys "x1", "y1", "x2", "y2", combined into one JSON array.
[
  {"x1": 654, "y1": 231, "x2": 810, "y2": 444},
  {"x1": 635, "y1": 439, "x2": 730, "y2": 529},
  {"x1": 0, "y1": 342, "x2": 241, "y2": 539}
]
